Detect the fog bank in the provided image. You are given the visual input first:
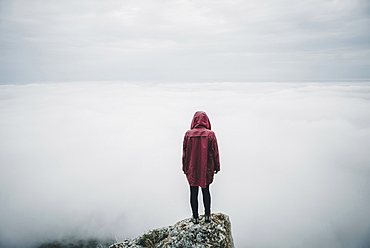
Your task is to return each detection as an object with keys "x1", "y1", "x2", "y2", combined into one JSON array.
[{"x1": 0, "y1": 82, "x2": 370, "y2": 248}]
